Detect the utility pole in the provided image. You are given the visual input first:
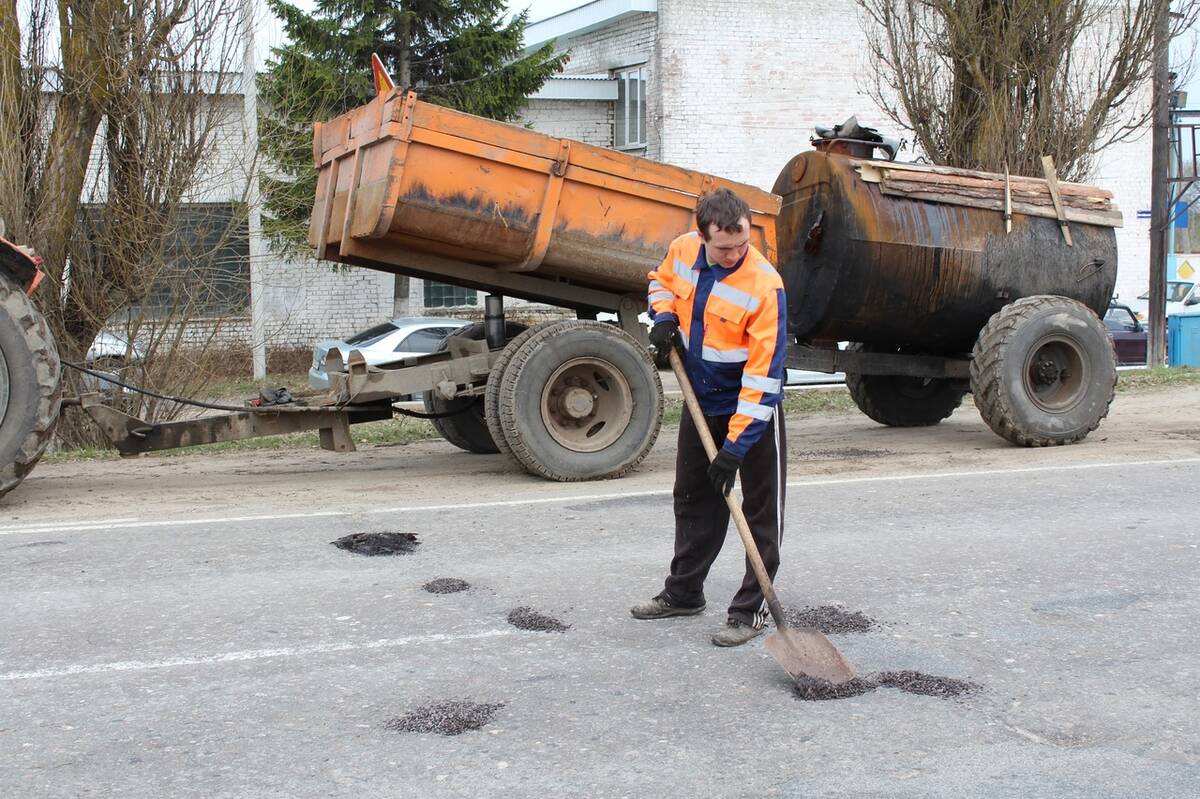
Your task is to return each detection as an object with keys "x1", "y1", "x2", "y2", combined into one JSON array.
[
  {"x1": 242, "y1": 0, "x2": 268, "y2": 380},
  {"x1": 1148, "y1": 0, "x2": 1171, "y2": 367}
]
